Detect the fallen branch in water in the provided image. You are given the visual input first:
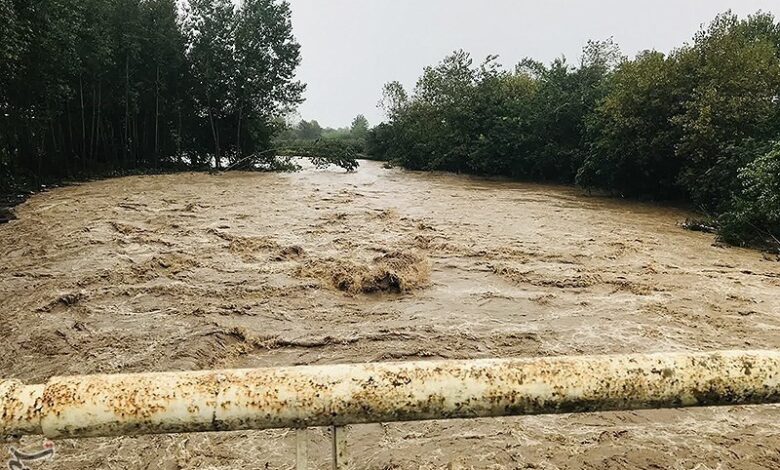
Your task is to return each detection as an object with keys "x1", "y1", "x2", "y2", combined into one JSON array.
[
  {"x1": 681, "y1": 218, "x2": 718, "y2": 234},
  {"x1": 224, "y1": 141, "x2": 360, "y2": 172}
]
